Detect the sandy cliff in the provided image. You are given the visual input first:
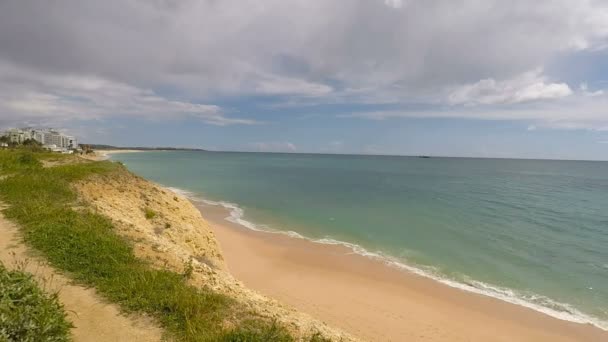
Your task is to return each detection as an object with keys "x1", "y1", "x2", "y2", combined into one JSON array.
[{"x1": 74, "y1": 167, "x2": 356, "y2": 341}]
